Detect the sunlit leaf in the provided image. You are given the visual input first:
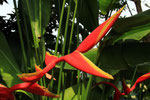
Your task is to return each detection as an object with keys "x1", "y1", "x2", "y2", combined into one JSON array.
[
  {"x1": 113, "y1": 23, "x2": 150, "y2": 43},
  {"x1": 20, "y1": 0, "x2": 51, "y2": 48}
]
